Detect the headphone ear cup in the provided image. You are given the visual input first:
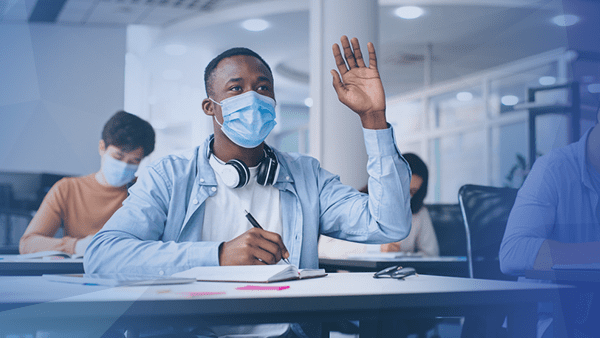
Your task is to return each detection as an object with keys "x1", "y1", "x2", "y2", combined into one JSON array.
[
  {"x1": 224, "y1": 159, "x2": 250, "y2": 188},
  {"x1": 256, "y1": 148, "x2": 278, "y2": 186}
]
